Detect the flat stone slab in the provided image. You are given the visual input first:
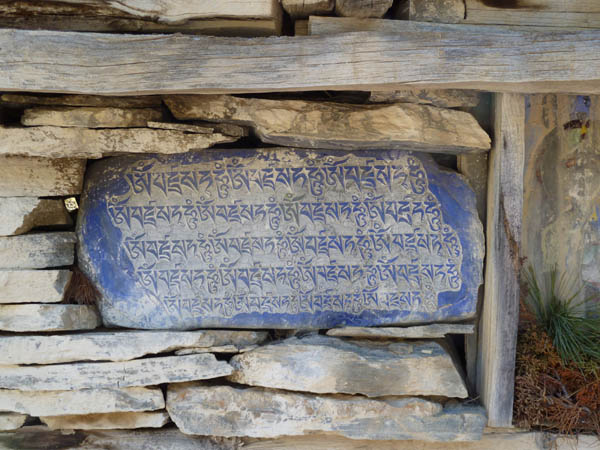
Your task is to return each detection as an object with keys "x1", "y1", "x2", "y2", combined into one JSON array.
[
  {"x1": 369, "y1": 89, "x2": 481, "y2": 108},
  {"x1": 0, "y1": 330, "x2": 267, "y2": 365},
  {"x1": 175, "y1": 344, "x2": 258, "y2": 355},
  {"x1": 21, "y1": 107, "x2": 163, "y2": 128},
  {"x1": 0, "y1": 270, "x2": 71, "y2": 304},
  {"x1": 326, "y1": 323, "x2": 475, "y2": 339},
  {"x1": 0, "y1": 197, "x2": 72, "y2": 236},
  {"x1": 0, "y1": 354, "x2": 232, "y2": 391},
  {"x1": 0, "y1": 413, "x2": 27, "y2": 431},
  {"x1": 0, "y1": 304, "x2": 100, "y2": 332},
  {"x1": 164, "y1": 96, "x2": 490, "y2": 154},
  {"x1": 228, "y1": 335, "x2": 467, "y2": 398},
  {"x1": 41, "y1": 411, "x2": 170, "y2": 430},
  {"x1": 167, "y1": 383, "x2": 486, "y2": 441},
  {"x1": 0, "y1": 156, "x2": 85, "y2": 197},
  {"x1": 0, "y1": 232, "x2": 76, "y2": 269},
  {"x1": 78, "y1": 148, "x2": 484, "y2": 329},
  {"x1": 0, "y1": 387, "x2": 164, "y2": 416}
]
